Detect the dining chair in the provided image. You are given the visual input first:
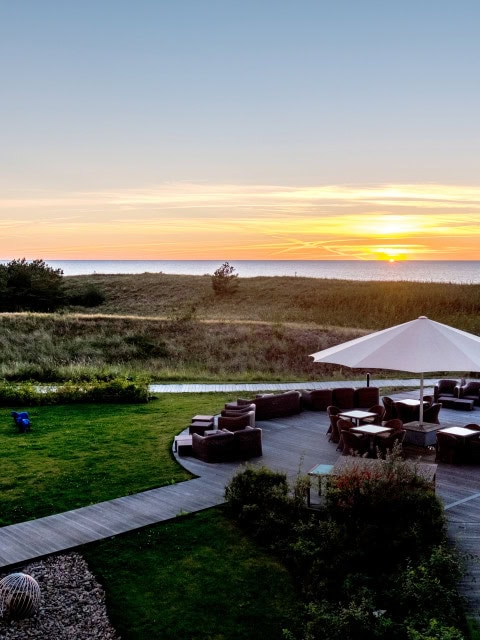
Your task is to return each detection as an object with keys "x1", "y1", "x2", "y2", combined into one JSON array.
[
  {"x1": 360, "y1": 404, "x2": 386, "y2": 425},
  {"x1": 374, "y1": 429, "x2": 406, "y2": 459},
  {"x1": 422, "y1": 402, "x2": 442, "y2": 424},
  {"x1": 435, "y1": 432, "x2": 463, "y2": 464},
  {"x1": 382, "y1": 396, "x2": 397, "y2": 420},
  {"x1": 340, "y1": 429, "x2": 369, "y2": 457}
]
